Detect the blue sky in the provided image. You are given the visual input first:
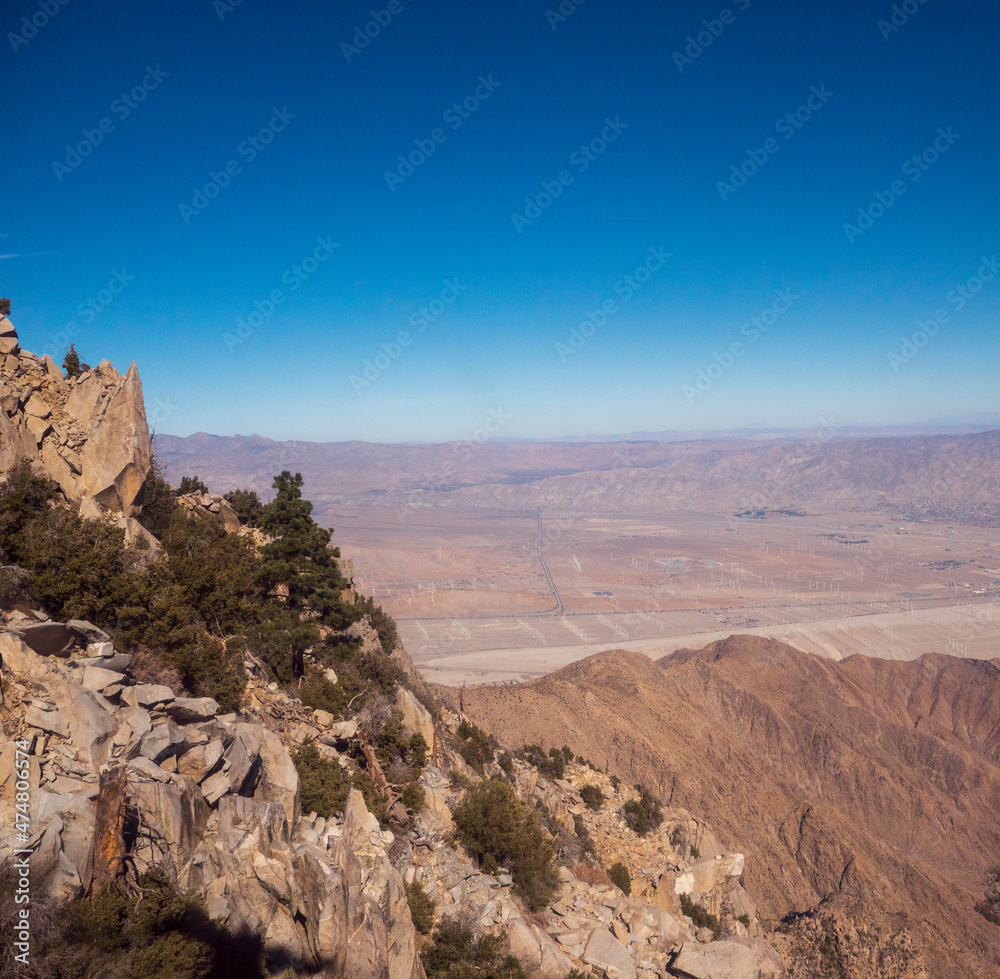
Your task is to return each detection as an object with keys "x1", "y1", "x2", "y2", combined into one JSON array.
[{"x1": 3, "y1": 0, "x2": 998, "y2": 442}]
